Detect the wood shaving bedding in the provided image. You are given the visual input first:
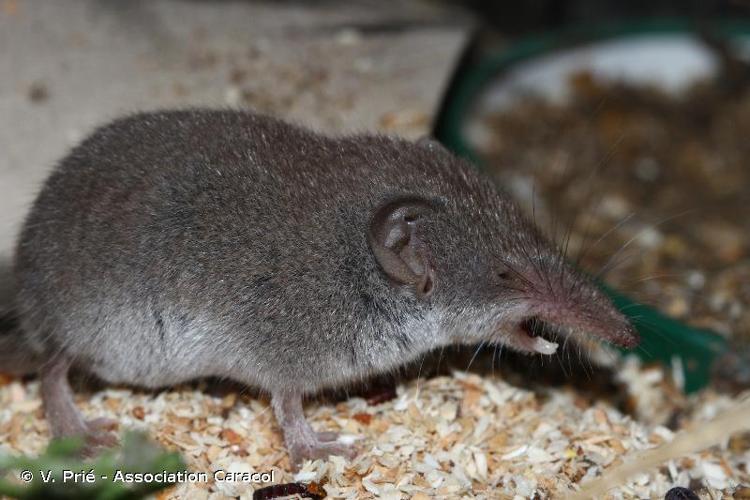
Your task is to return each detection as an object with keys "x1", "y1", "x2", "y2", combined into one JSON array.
[{"x1": 1, "y1": 359, "x2": 748, "y2": 499}]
